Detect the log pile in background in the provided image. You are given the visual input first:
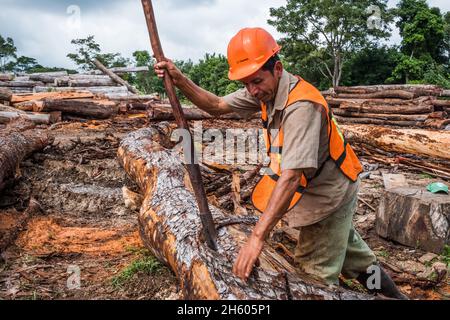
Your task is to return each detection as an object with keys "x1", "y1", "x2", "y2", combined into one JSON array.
[
  {"x1": 324, "y1": 85, "x2": 450, "y2": 129},
  {"x1": 0, "y1": 65, "x2": 148, "y2": 98}
]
